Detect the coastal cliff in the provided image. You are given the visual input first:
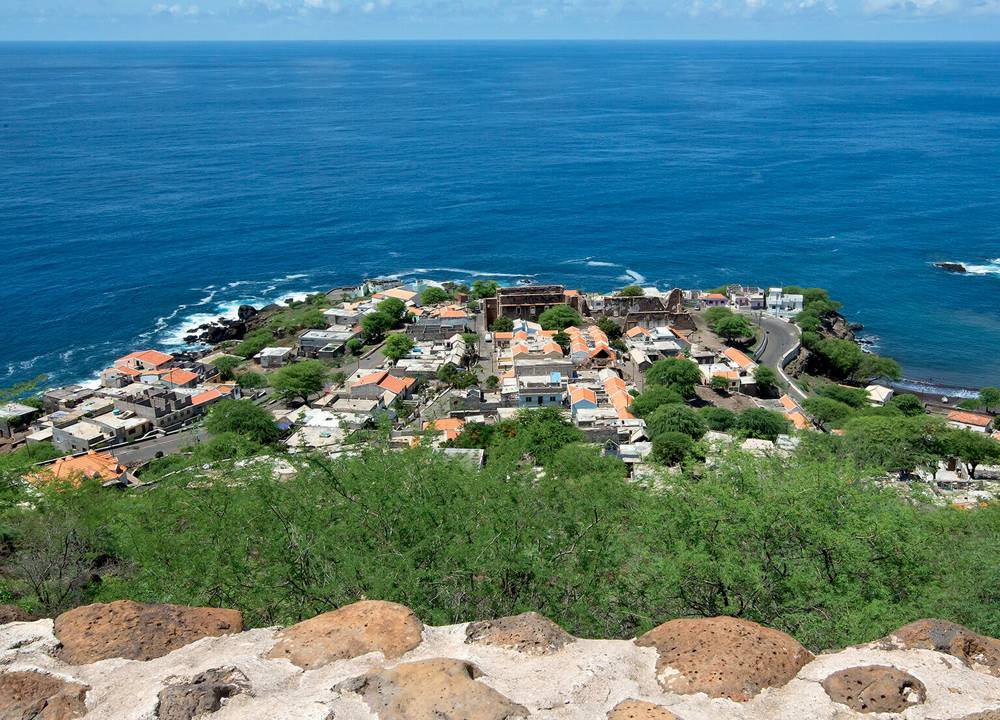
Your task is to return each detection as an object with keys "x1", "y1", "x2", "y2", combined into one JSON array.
[{"x1": 3, "y1": 599, "x2": 1000, "y2": 719}]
